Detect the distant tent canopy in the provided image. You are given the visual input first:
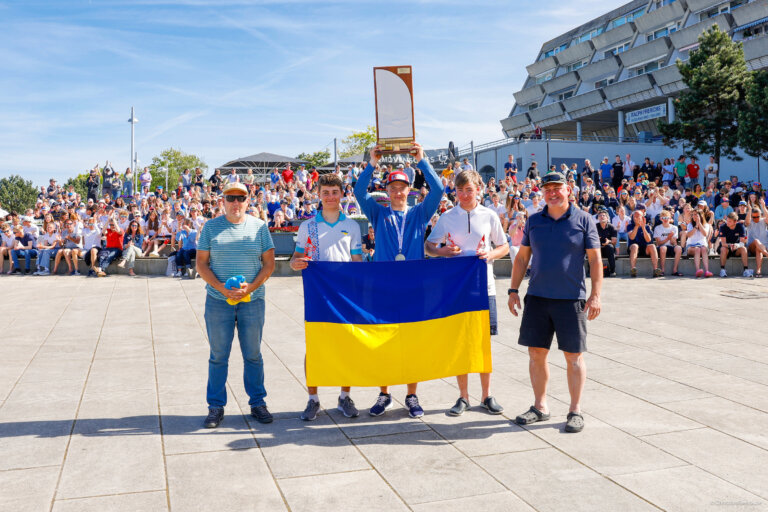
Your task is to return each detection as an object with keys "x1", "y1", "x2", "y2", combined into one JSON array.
[
  {"x1": 218, "y1": 152, "x2": 309, "y2": 183},
  {"x1": 317, "y1": 154, "x2": 365, "y2": 173}
]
